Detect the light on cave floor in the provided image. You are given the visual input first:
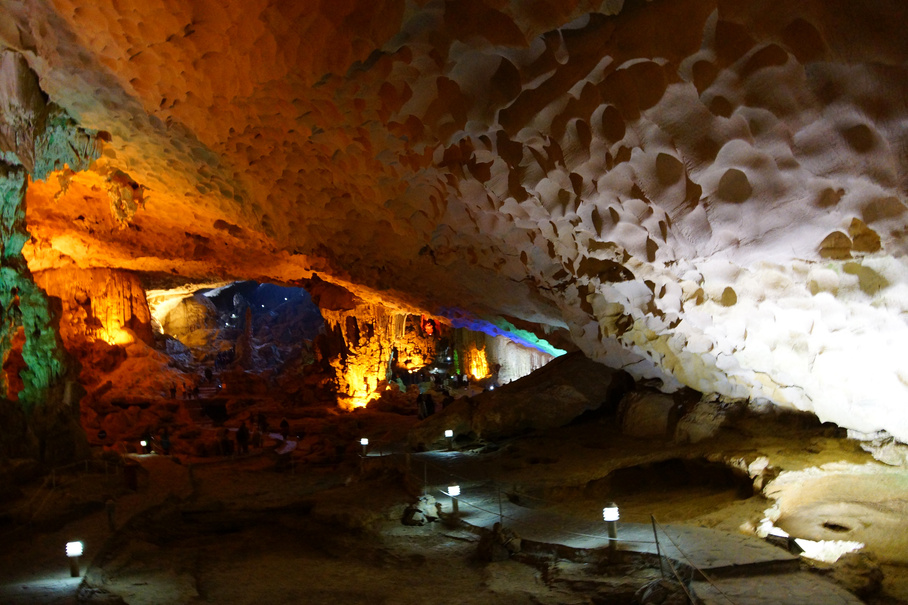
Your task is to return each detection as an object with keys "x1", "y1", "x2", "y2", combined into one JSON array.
[
  {"x1": 757, "y1": 519, "x2": 863, "y2": 563},
  {"x1": 66, "y1": 541, "x2": 82, "y2": 578},
  {"x1": 603, "y1": 503, "x2": 619, "y2": 553},
  {"x1": 65, "y1": 541, "x2": 83, "y2": 557},
  {"x1": 447, "y1": 485, "x2": 460, "y2": 516},
  {"x1": 602, "y1": 504, "x2": 619, "y2": 522}
]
